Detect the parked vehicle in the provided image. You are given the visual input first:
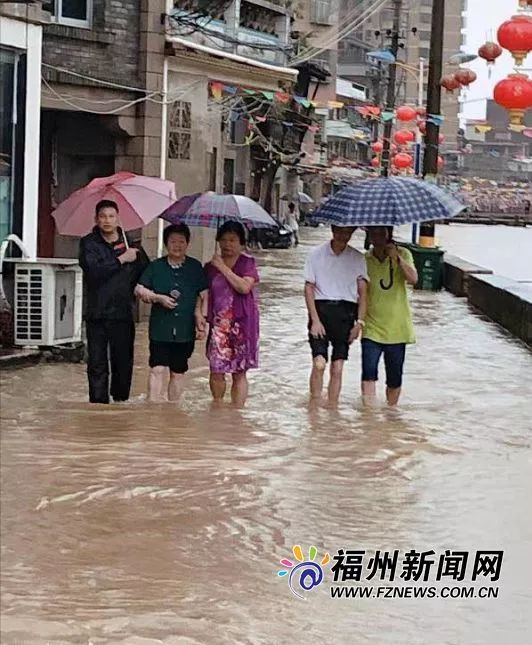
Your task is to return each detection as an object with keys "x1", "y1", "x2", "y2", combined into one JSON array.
[{"x1": 249, "y1": 220, "x2": 292, "y2": 249}]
